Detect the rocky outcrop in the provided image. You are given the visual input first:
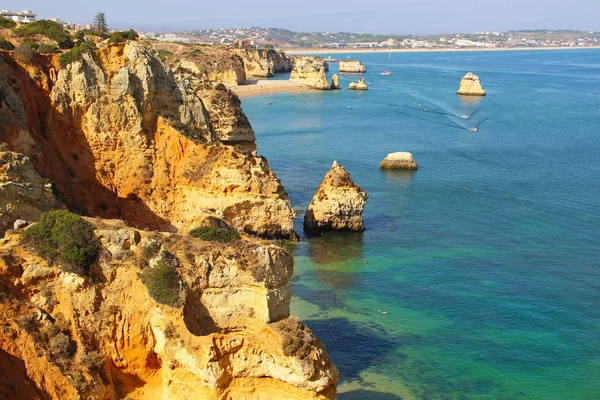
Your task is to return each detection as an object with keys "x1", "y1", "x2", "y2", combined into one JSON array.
[
  {"x1": 380, "y1": 152, "x2": 418, "y2": 170},
  {"x1": 330, "y1": 74, "x2": 341, "y2": 90},
  {"x1": 0, "y1": 146, "x2": 63, "y2": 236},
  {"x1": 457, "y1": 72, "x2": 486, "y2": 96},
  {"x1": 348, "y1": 77, "x2": 368, "y2": 90},
  {"x1": 0, "y1": 218, "x2": 338, "y2": 399},
  {"x1": 304, "y1": 161, "x2": 368, "y2": 234},
  {"x1": 235, "y1": 49, "x2": 292, "y2": 77},
  {"x1": 177, "y1": 47, "x2": 247, "y2": 85},
  {"x1": 339, "y1": 60, "x2": 366, "y2": 73},
  {"x1": 0, "y1": 42, "x2": 295, "y2": 238},
  {"x1": 289, "y1": 56, "x2": 330, "y2": 90}
]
